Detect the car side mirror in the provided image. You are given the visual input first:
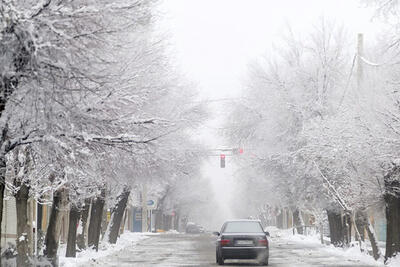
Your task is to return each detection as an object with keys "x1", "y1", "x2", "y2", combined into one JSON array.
[
  {"x1": 213, "y1": 231, "x2": 220, "y2": 236},
  {"x1": 265, "y1": 231, "x2": 270, "y2": 236}
]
